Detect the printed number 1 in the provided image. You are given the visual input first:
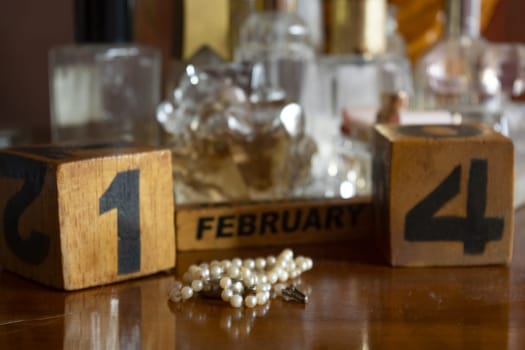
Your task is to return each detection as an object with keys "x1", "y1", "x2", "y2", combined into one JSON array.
[
  {"x1": 405, "y1": 159, "x2": 504, "y2": 254},
  {"x1": 100, "y1": 170, "x2": 141, "y2": 274}
]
